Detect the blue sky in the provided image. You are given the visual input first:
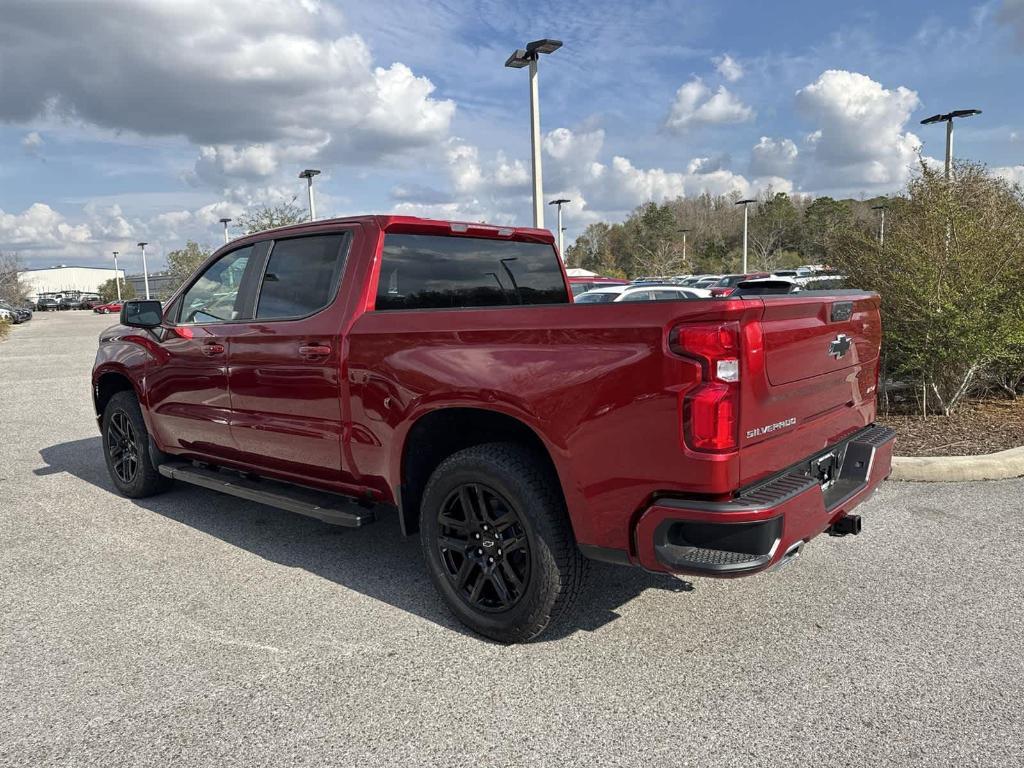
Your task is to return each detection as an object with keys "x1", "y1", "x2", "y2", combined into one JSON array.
[{"x1": 2, "y1": 0, "x2": 1023, "y2": 269}]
